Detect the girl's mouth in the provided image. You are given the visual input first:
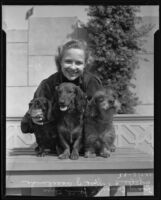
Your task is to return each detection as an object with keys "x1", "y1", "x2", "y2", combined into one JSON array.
[{"x1": 66, "y1": 69, "x2": 80, "y2": 76}]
